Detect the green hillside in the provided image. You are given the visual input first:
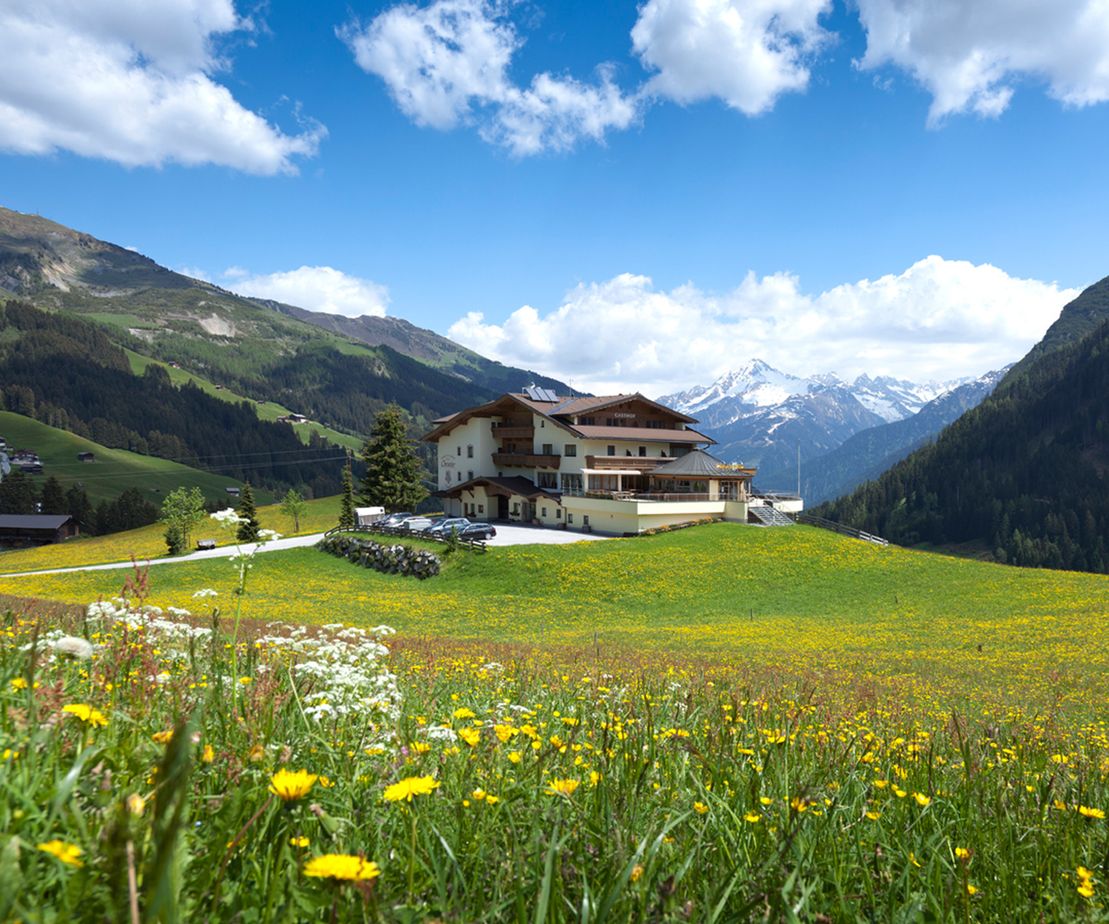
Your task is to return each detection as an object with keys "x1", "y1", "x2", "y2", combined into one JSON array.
[{"x1": 0, "y1": 410, "x2": 267, "y2": 506}]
